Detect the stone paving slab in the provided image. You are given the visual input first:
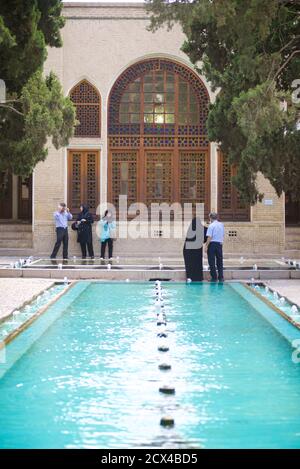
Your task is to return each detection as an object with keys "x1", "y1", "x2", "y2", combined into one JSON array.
[
  {"x1": 0, "y1": 278, "x2": 54, "y2": 320},
  {"x1": 265, "y1": 280, "x2": 300, "y2": 308}
]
